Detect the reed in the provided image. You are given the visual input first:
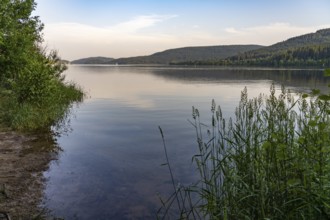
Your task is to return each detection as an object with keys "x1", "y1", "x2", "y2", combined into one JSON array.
[{"x1": 159, "y1": 84, "x2": 330, "y2": 219}]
